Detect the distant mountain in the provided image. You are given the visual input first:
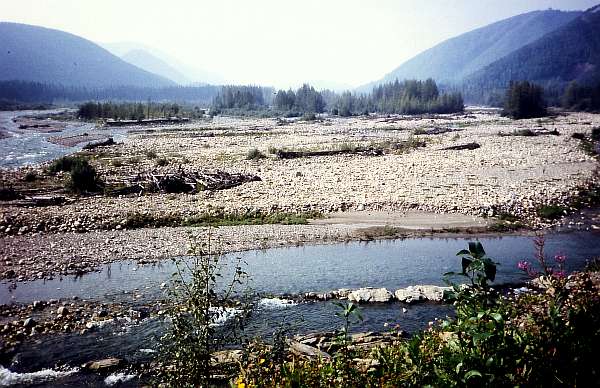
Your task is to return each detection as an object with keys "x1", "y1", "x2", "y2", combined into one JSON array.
[
  {"x1": 121, "y1": 49, "x2": 189, "y2": 84},
  {"x1": 102, "y1": 42, "x2": 226, "y2": 85},
  {"x1": 362, "y1": 9, "x2": 580, "y2": 91},
  {"x1": 467, "y1": 5, "x2": 600, "y2": 89},
  {"x1": 0, "y1": 23, "x2": 174, "y2": 88}
]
